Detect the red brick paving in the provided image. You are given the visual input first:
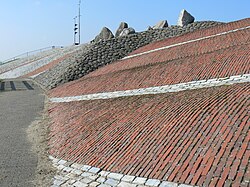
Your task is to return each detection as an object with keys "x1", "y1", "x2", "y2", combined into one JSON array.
[
  {"x1": 48, "y1": 83, "x2": 250, "y2": 186},
  {"x1": 48, "y1": 18, "x2": 250, "y2": 186},
  {"x1": 85, "y1": 27, "x2": 249, "y2": 78},
  {"x1": 49, "y1": 18, "x2": 250, "y2": 98},
  {"x1": 129, "y1": 18, "x2": 250, "y2": 56},
  {"x1": 49, "y1": 43, "x2": 250, "y2": 97}
]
